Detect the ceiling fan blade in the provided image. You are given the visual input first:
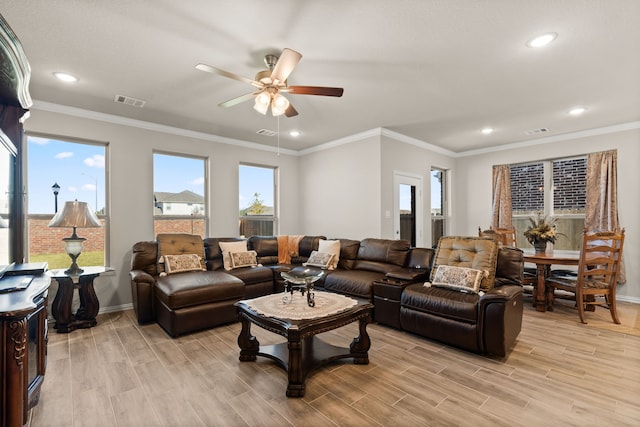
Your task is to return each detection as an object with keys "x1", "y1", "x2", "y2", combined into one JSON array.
[
  {"x1": 287, "y1": 85, "x2": 344, "y2": 97},
  {"x1": 195, "y1": 63, "x2": 263, "y2": 89},
  {"x1": 284, "y1": 103, "x2": 298, "y2": 117},
  {"x1": 270, "y1": 48, "x2": 302, "y2": 84},
  {"x1": 218, "y1": 92, "x2": 257, "y2": 108}
]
